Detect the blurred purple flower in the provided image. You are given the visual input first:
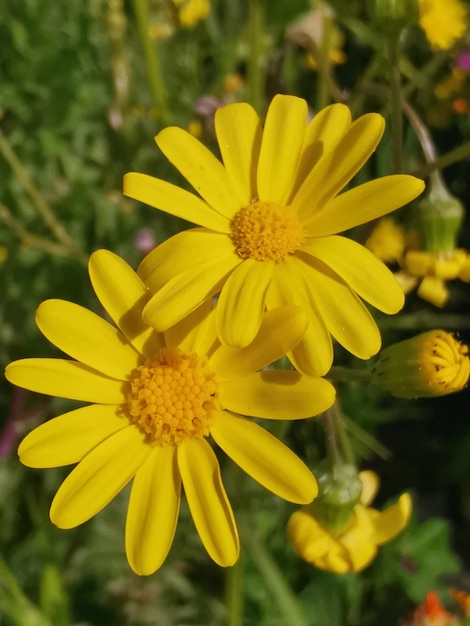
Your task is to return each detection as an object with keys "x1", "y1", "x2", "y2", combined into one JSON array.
[
  {"x1": 456, "y1": 50, "x2": 470, "y2": 72},
  {"x1": 133, "y1": 228, "x2": 156, "y2": 254}
]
